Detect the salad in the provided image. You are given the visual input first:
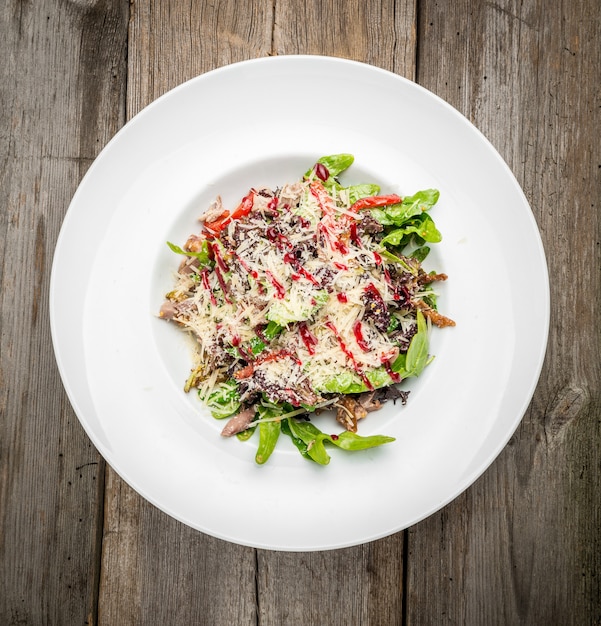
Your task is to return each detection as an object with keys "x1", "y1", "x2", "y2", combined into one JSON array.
[{"x1": 159, "y1": 154, "x2": 454, "y2": 465}]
